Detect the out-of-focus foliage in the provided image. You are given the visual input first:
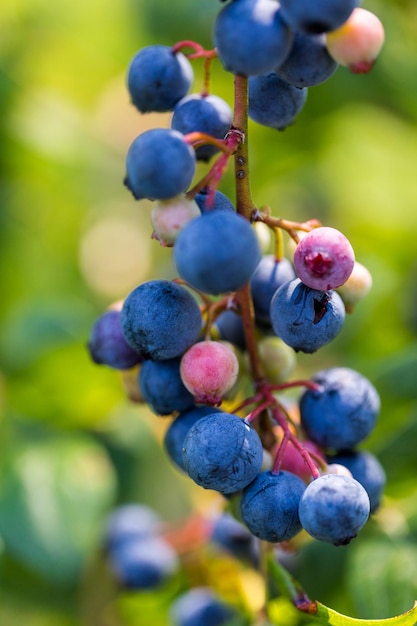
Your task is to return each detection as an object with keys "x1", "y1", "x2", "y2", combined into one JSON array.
[{"x1": 1, "y1": 0, "x2": 417, "y2": 624}]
